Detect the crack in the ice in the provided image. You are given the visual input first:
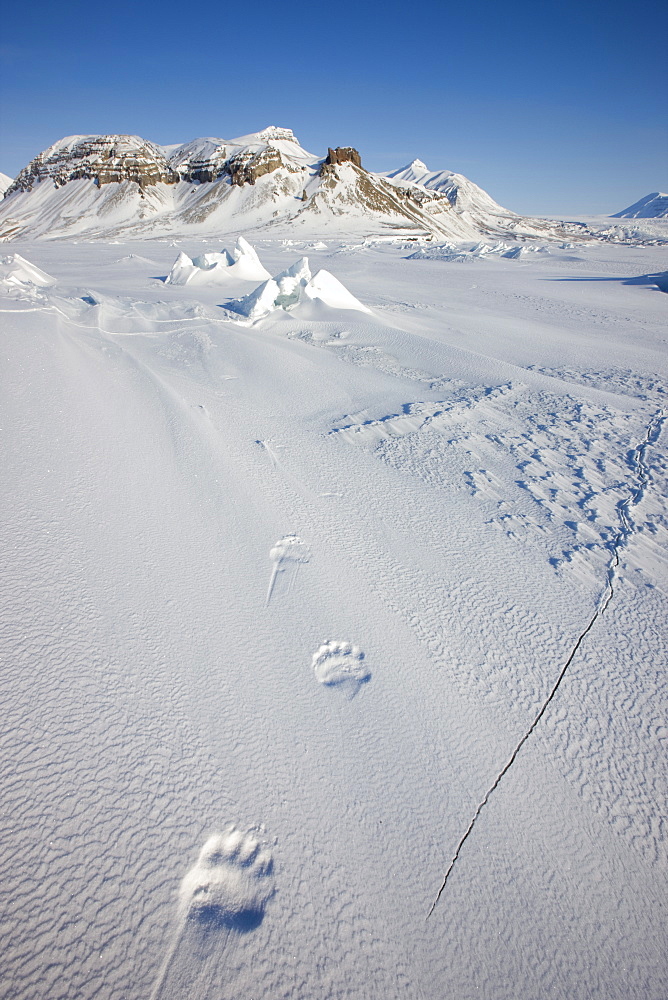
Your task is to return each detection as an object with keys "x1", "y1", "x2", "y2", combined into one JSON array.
[{"x1": 427, "y1": 407, "x2": 666, "y2": 919}]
